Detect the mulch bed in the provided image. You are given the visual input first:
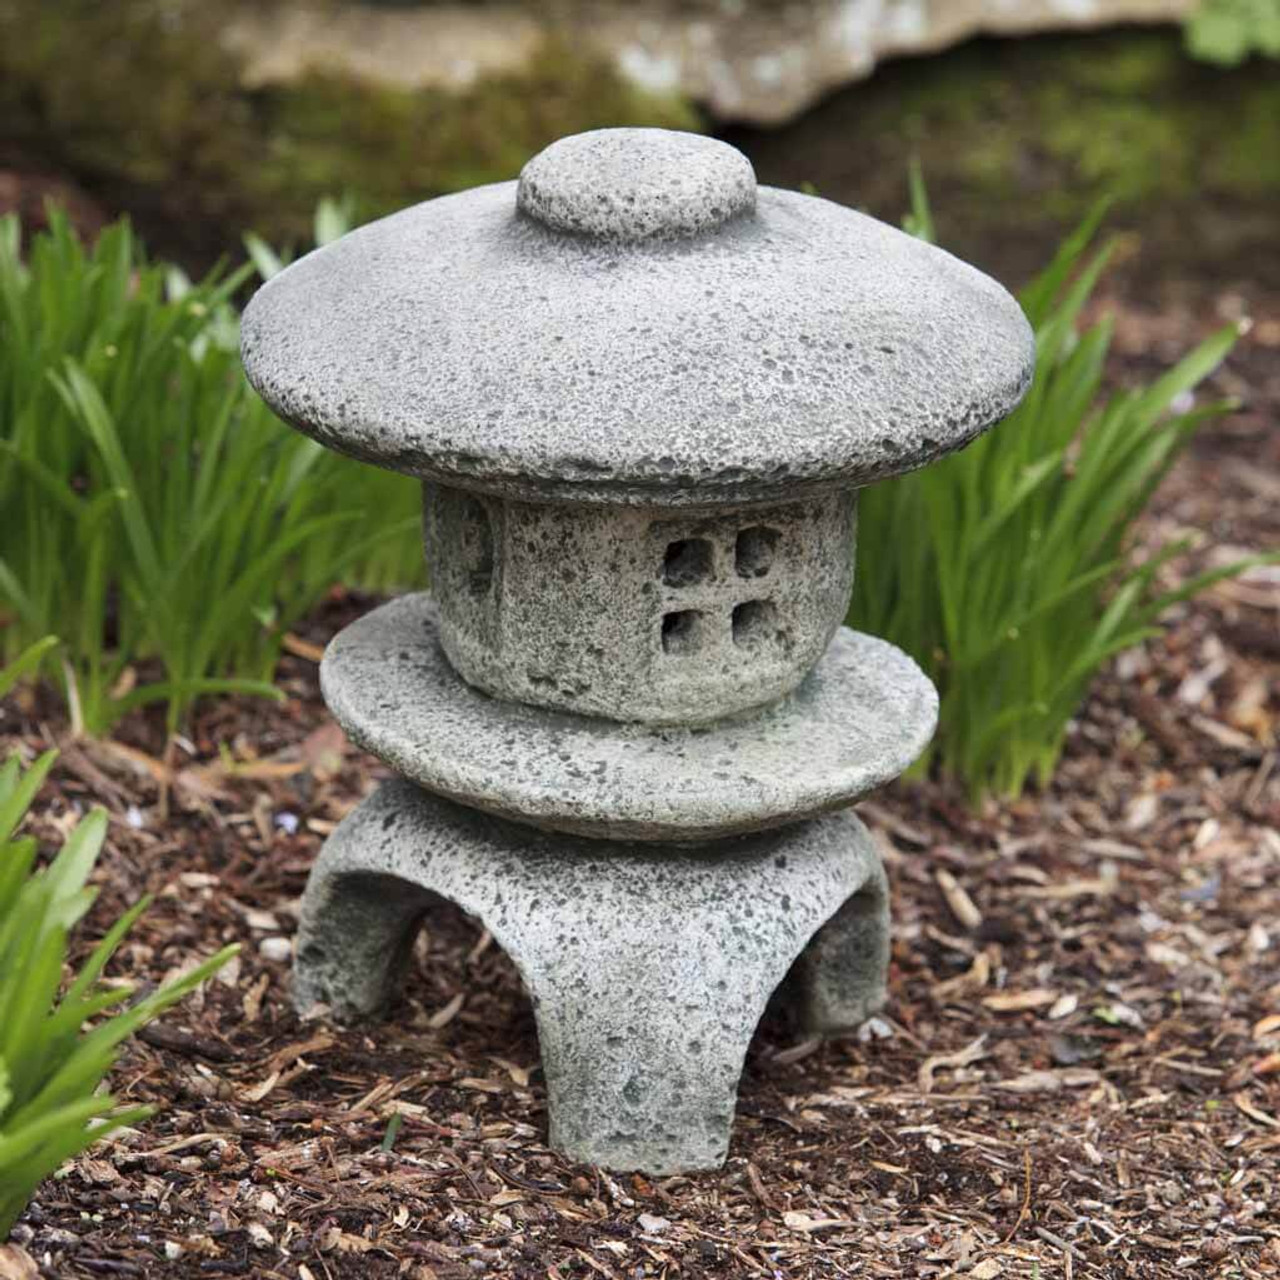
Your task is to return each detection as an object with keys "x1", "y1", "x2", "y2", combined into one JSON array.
[{"x1": 1, "y1": 281, "x2": 1278, "y2": 1280}]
